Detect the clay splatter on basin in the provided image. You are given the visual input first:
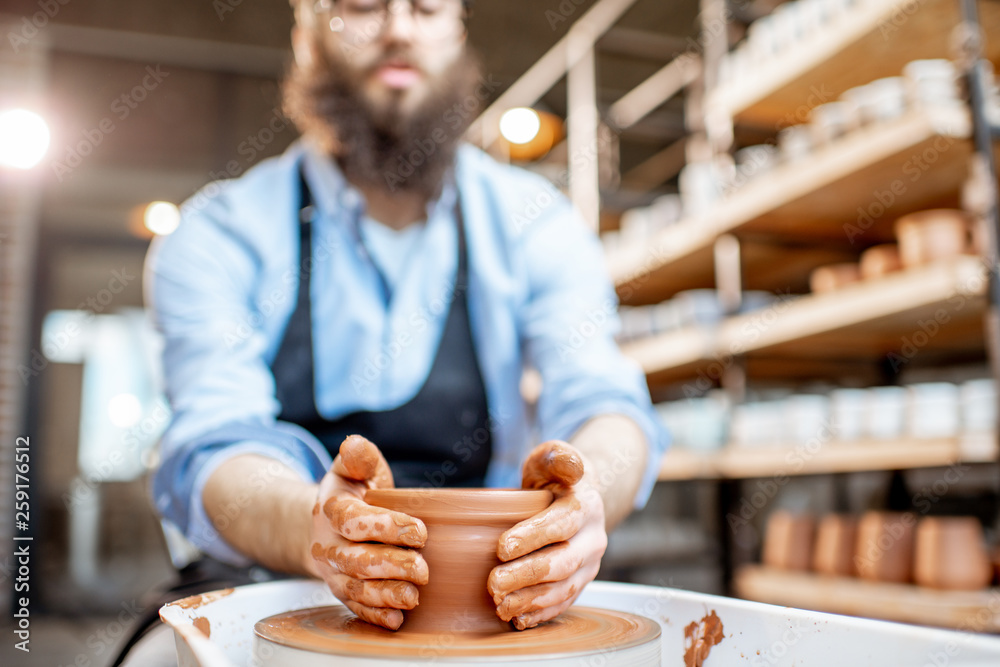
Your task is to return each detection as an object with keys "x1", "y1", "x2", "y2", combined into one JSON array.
[{"x1": 684, "y1": 610, "x2": 724, "y2": 667}]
